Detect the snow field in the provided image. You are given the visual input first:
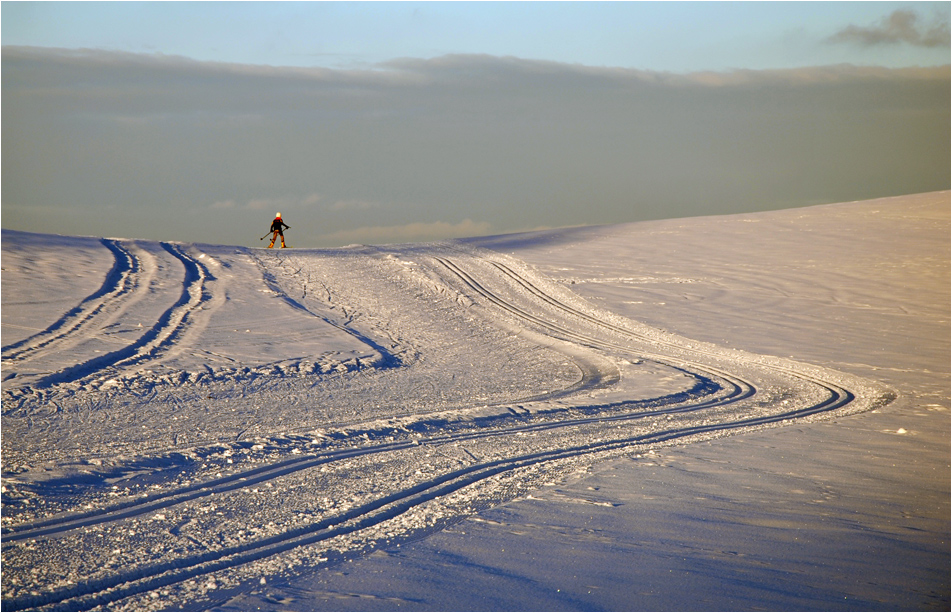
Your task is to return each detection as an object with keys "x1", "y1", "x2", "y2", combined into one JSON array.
[{"x1": 1, "y1": 228, "x2": 892, "y2": 611}]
